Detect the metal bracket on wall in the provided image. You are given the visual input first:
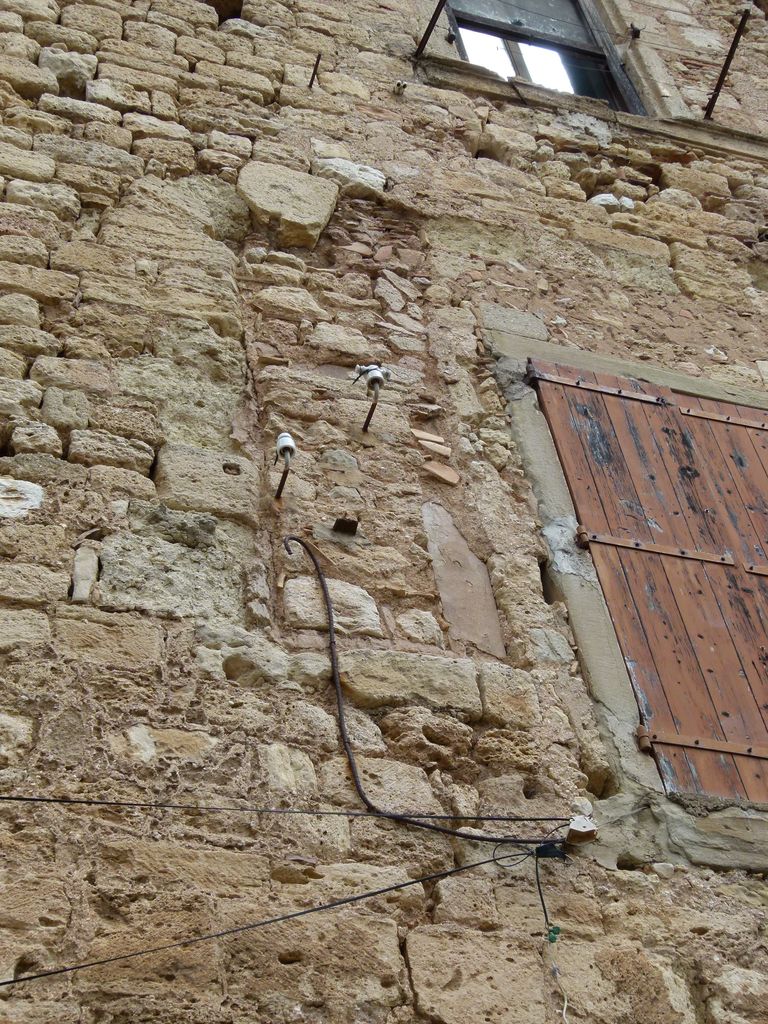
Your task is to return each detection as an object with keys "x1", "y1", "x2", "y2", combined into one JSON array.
[
  {"x1": 575, "y1": 526, "x2": 735, "y2": 566},
  {"x1": 680, "y1": 406, "x2": 768, "y2": 431},
  {"x1": 637, "y1": 724, "x2": 768, "y2": 761},
  {"x1": 529, "y1": 369, "x2": 668, "y2": 405}
]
